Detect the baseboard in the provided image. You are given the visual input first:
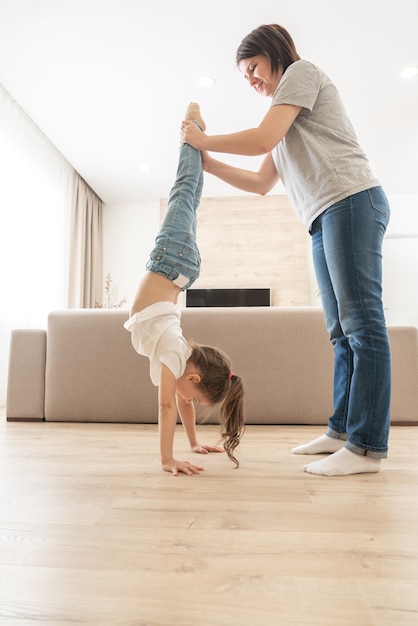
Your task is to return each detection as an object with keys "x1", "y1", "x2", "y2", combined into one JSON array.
[{"x1": 6, "y1": 417, "x2": 44, "y2": 422}]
